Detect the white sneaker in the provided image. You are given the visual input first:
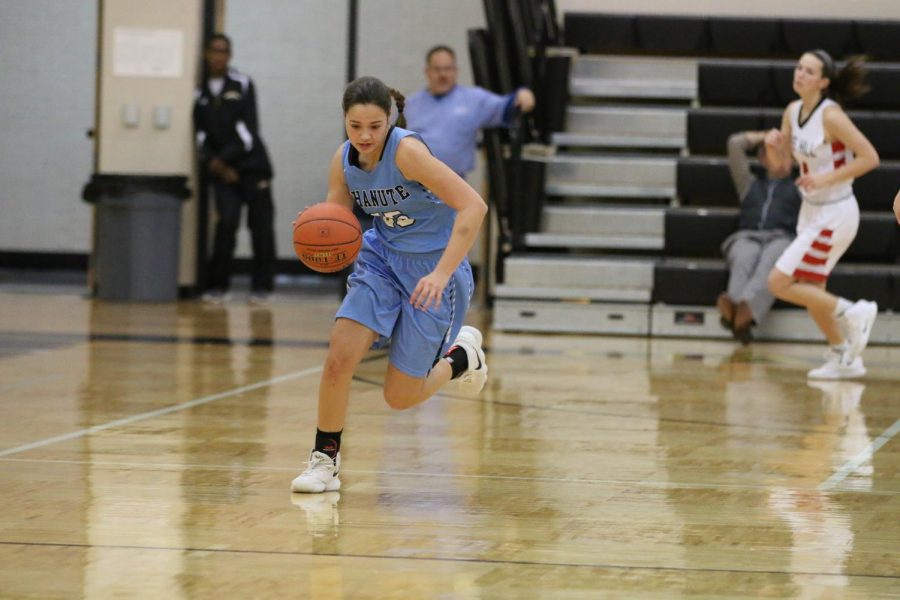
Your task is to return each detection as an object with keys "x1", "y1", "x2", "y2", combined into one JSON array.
[
  {"x1": 452, "y1": 326, "x2": 488, "y2": 395},
  {"x1": 291, "y1": 491, "x2": 340, "y2": 537},
  {"x1": 839, "y1": 300, "x2": 877, "y2": 360},
  {"x1": 807, "y1": 347, "x2": 866, "y2": 380},
  {"x1": 291, "y1": 450, "x2": 341, "y2": 493}
]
